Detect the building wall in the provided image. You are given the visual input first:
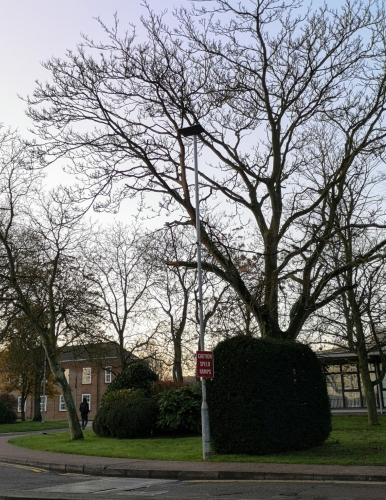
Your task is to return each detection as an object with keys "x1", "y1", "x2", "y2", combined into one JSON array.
[
  {"x1": 44, "y1": 359, "x2": 119, "y2": 420},
  {"x1": 2, "y1": 357, "x2": 121, "y2": 421}
]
